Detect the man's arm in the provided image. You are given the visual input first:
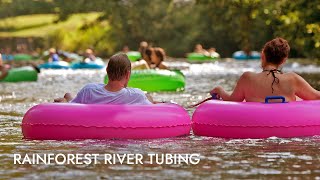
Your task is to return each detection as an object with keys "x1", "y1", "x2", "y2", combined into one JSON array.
[
  {"x1": 146, "y1": 94, "x2": 155, "y2": 104},
  {"x1": 54, "y1": 93, "x2": 73, "y2": 103}
]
